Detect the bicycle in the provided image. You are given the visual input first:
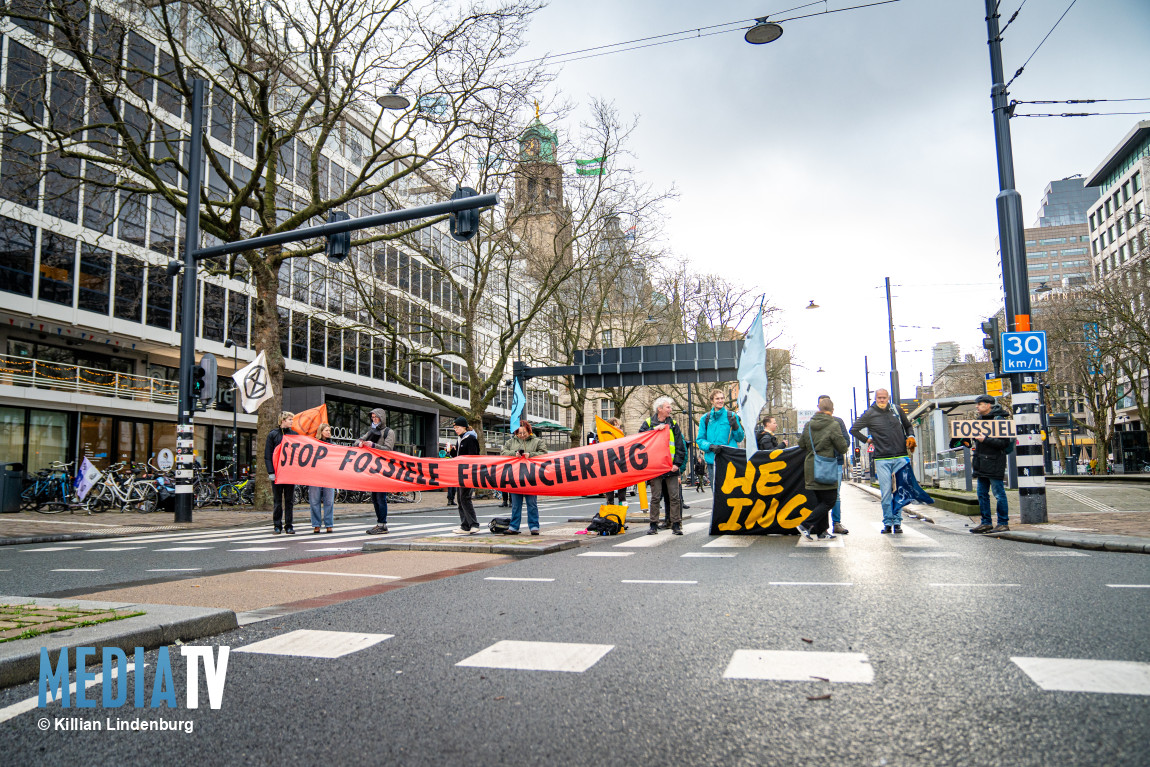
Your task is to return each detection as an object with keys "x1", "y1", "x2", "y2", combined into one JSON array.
[
  {"x1": 335, "y1": 489, "x2": 370, "y2": 504},
  {"x1": 386, "y1": 490, "x2": 422, "y2": 504},
  {"x1": 218, "y1": 476, "x2": 254, "y2": 506},
  {"x1": 20, "y1": 461, "x2": 76, "y2": 513},
  {"x1": 86, "y1": 462, "x2": 158, "y2": 514},
  {"x1": 471, "y1": 488, "x2": 500, "y2": 502}
]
